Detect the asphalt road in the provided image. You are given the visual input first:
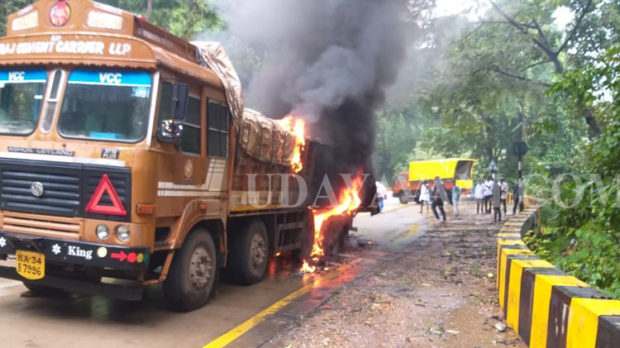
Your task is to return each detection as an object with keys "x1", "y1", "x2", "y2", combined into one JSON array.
[{"x1": 0, "y1": 197, "x2": 424, "y2": 348}]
